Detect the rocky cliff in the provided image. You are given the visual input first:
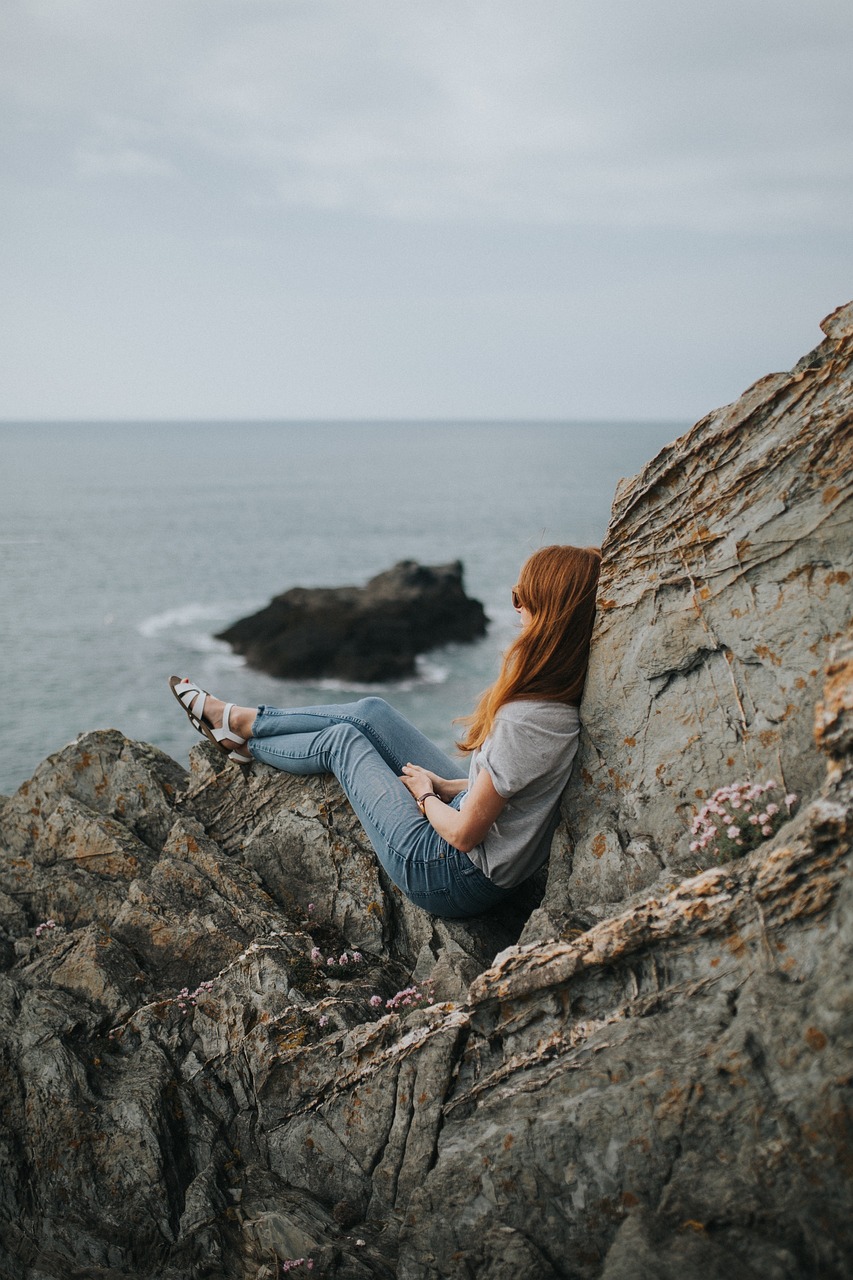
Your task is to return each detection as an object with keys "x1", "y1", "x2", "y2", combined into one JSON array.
[{"x1": 1, "y1": 304, "x2": 851, "y2": 1280}]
